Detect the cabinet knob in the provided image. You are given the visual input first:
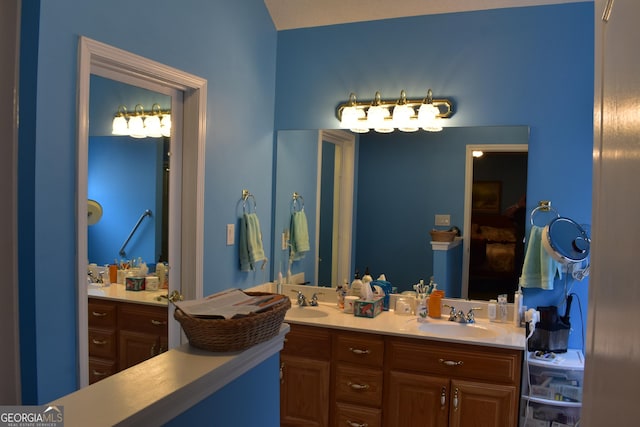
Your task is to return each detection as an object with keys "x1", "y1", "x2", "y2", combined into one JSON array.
[
  {"x1": 349, "y1": 347, "x2": 370, "y2": 355},
  {"x1": 453, "y1": 387, "x2": 459, "y2": 412},
  {"x1": 439, "y1": 358, "x2": 464, "y2": 367},
  {"x1": 347, "y1": 381, "x2": 370, "y2": 391}
]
